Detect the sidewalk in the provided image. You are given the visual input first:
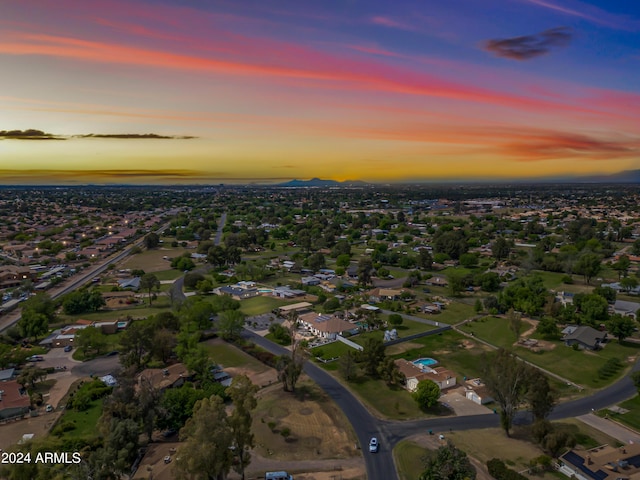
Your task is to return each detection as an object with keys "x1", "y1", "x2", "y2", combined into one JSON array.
[{"x1": 577, "y1": 413, "x2": 640, "y2": 445}]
